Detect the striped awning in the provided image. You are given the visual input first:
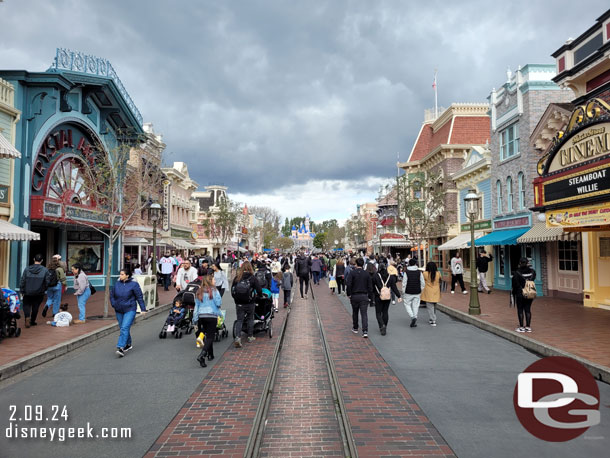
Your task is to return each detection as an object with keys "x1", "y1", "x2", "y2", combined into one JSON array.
[
  {"x1": 517, "y1": 223, "x2": 581, "y2": 244},
  {"x1": 0, "y1": 220, "x2": 40, "y2": 241},
  {"x1": 0, "y1": 134, "x2": 21, "y2": 159}
]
